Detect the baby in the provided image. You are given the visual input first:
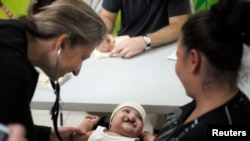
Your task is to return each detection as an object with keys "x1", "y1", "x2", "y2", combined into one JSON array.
[{"x1": 73, "y1": 101, "x2": 146, "y2": 141}]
